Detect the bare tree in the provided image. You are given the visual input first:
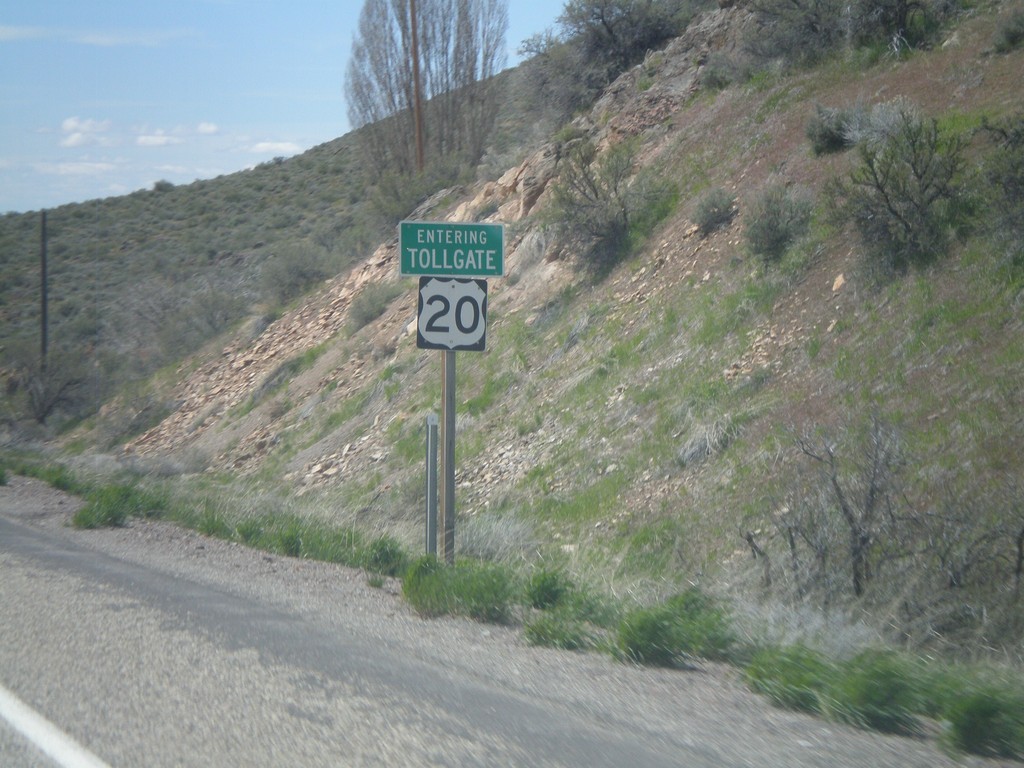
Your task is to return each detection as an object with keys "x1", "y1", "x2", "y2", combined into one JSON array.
[
  {"x1": 795, "y1": 416, "x2": 905, "y2": 597},
  {"x1": 344, "y1": 0, "x2": 508, "y2": 176},
  {"x1": 4, "y1": 338, "x2": 94, "y2": 424}
]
